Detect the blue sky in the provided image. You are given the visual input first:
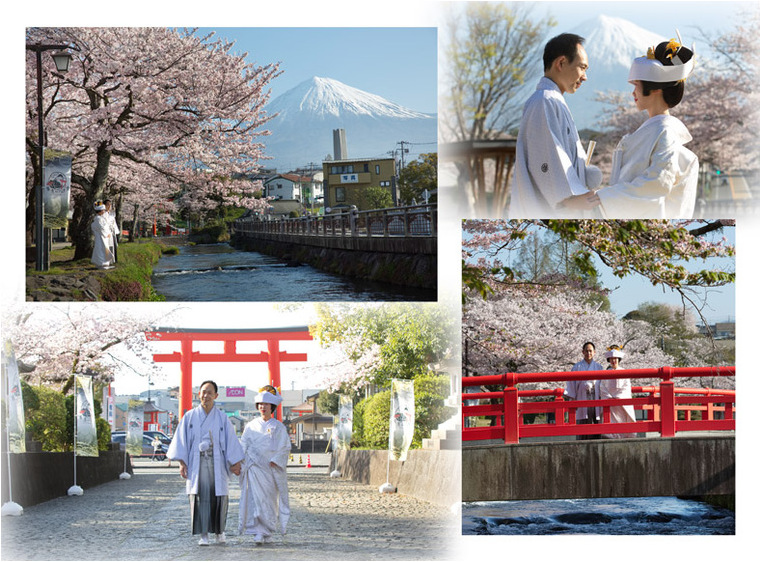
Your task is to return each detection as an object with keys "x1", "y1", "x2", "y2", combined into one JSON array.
[
  {"x1": 595, "y1": 228, "x2": 736, "y2": 324},
  {"x1": 518, "y1": 1, "x2": 754, "y2": 39},
  {"x1": 195, "y1": 27, "x2": 438, "y2": 114}
]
